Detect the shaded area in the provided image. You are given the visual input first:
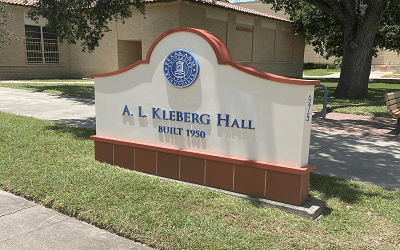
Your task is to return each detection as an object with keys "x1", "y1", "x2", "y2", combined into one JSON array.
[
  {"x1": 0, "y1": 87, "x2": 95, "y2": 123},
  {"x1": 55, "y1": 118, "x2": 96, "y2": 130},
  {"x1": 45, "y1": 122, "x2": 96, "y2": 139},
  {"x1": 312, "y1": 112, "x2": 399, "y2": 139},
  {"x1": 310, "y1": 129, "x2": 400, "y2": 191},
  {"x1": 309, "y1": 172, "x2": 395, "y2": 217},
  {"x1": 0, "y1": 83, "x2": 95, "y2": 99}
]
